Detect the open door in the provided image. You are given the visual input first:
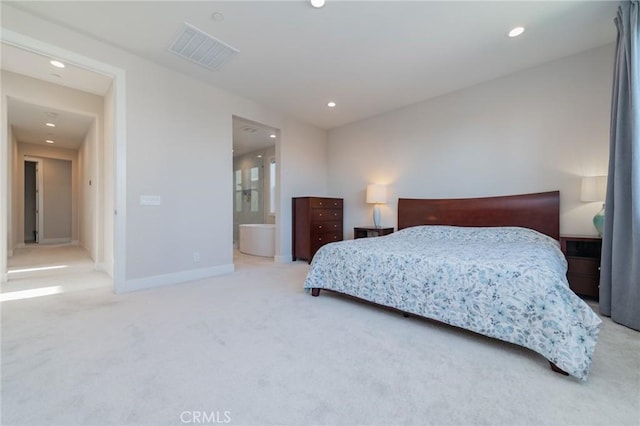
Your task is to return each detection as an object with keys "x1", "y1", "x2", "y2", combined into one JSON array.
[{"x1": 24, "y1": 158, "x2": 42, "y2": 244}]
